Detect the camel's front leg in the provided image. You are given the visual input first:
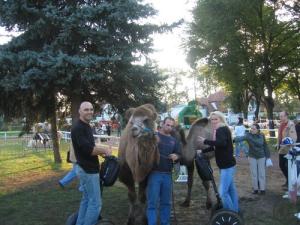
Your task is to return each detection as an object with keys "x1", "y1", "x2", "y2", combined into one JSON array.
[
  {"x1": 119, "y1": 164, "x2": 137, "y2": 225},
  {"x1": 137, "y1": 179, "x2": 148, "y2": 225},
  {"x1": 127, "y1": 184, "x2": 137, "y2": 225}
]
